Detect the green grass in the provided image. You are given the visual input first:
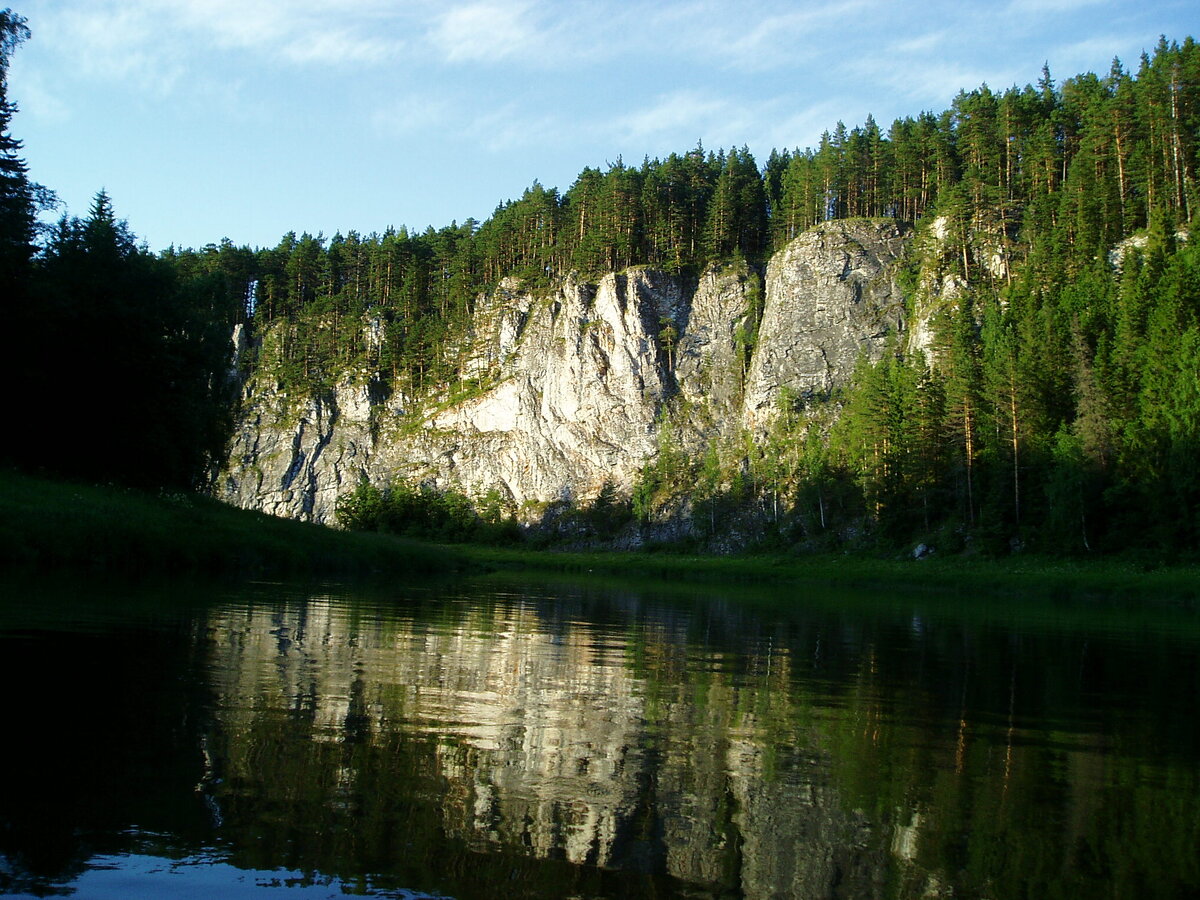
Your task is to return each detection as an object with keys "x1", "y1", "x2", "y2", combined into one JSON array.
[
  {"x1": 8, "y1": 466, "x2": 1196, "y2": 605},
  {"x1": 0, "y1": 469, "x2": 466, "y2": 578},
  {"x1": 459, "y1": 543, "x2": 1200, "y2": 604}
]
